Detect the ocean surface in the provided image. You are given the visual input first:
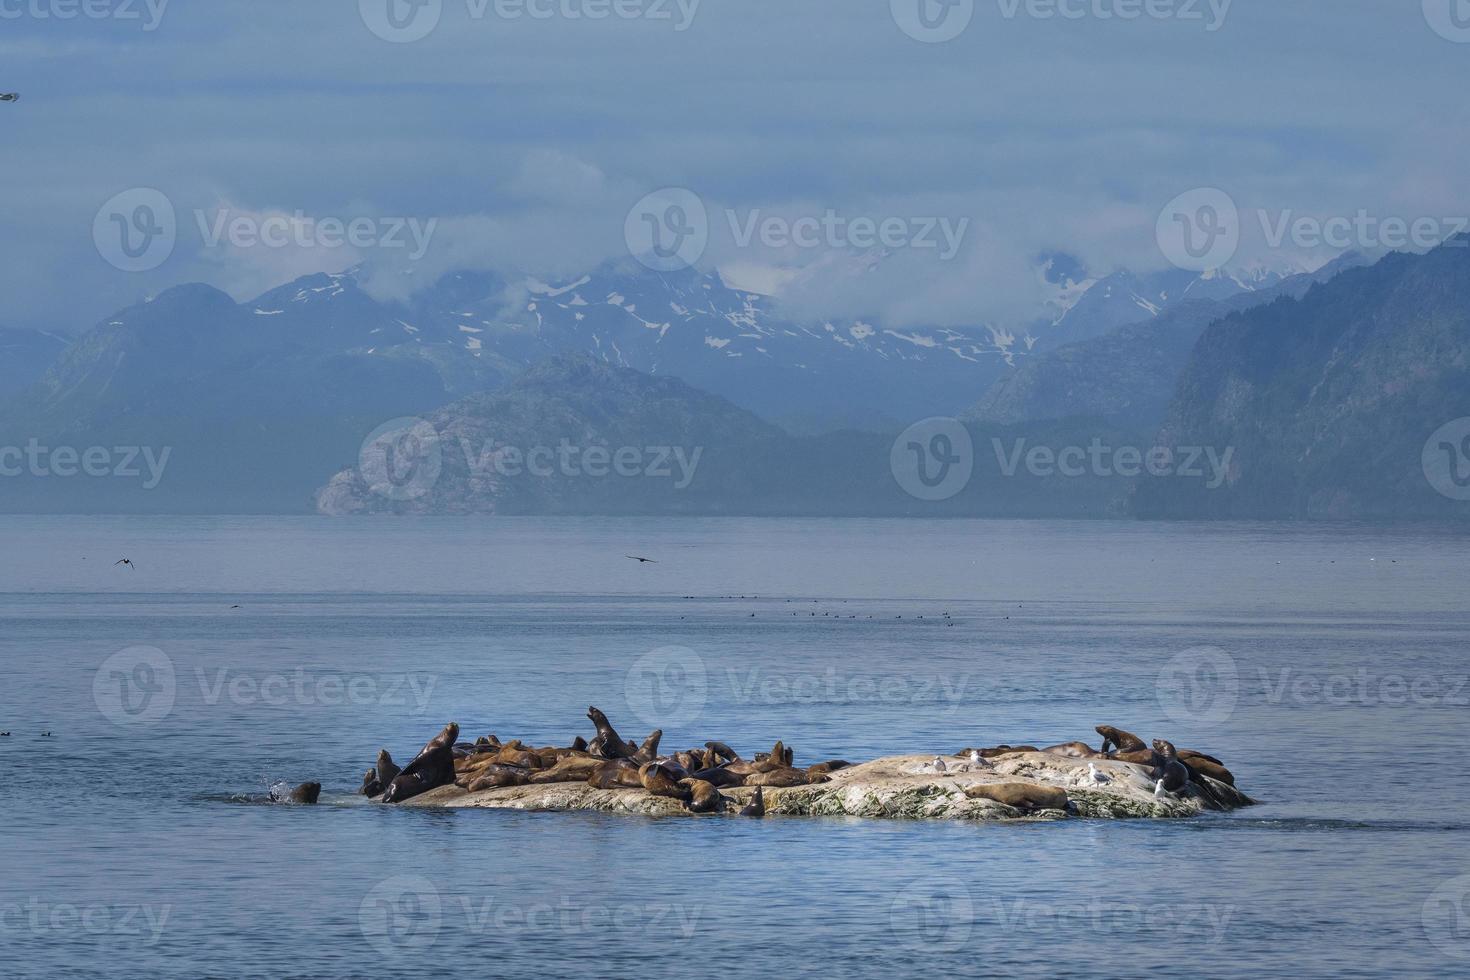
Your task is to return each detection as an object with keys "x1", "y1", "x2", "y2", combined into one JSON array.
[{"x1": 2, "y1": 517, "x2": 1469, "y2": 979}]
